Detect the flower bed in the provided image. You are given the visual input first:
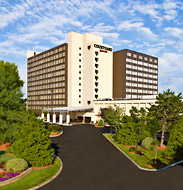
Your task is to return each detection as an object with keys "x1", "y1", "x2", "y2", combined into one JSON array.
[{"x1": 0, "y1": 172, "x2": 19, "y2": 182}]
